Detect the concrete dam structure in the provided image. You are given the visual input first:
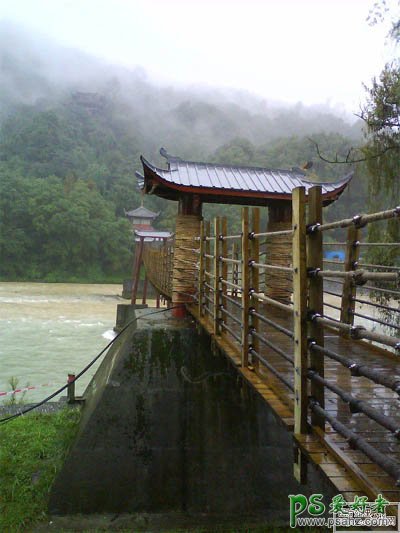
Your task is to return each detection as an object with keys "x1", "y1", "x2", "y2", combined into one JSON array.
[{"x1": 49, "y1": 311, "x2": 334, "y2": 528}]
